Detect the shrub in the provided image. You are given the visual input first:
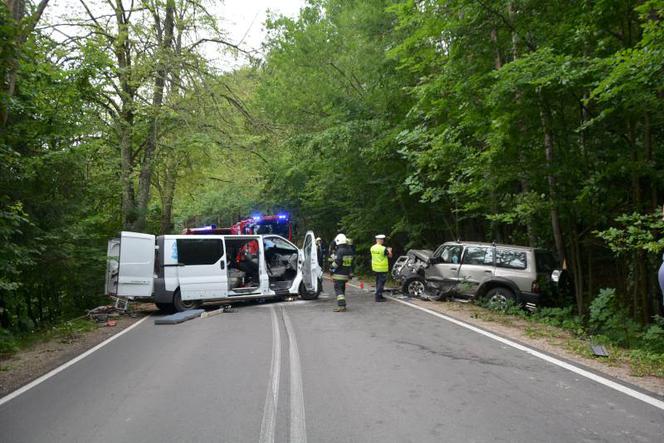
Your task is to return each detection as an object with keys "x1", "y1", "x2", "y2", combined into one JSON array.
[
  {"x1": 588, "y1": 288, "x2": 641, "y2": 346},
  {"x1": 639, "y1": 316, "x2": 664, "y2": 354},
  {"x1": 629, "y1": 350, "x2": 664, "y2": 377},
  {"x1": 0, "y1": 328, "x2": 19, "y2": 355}
]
